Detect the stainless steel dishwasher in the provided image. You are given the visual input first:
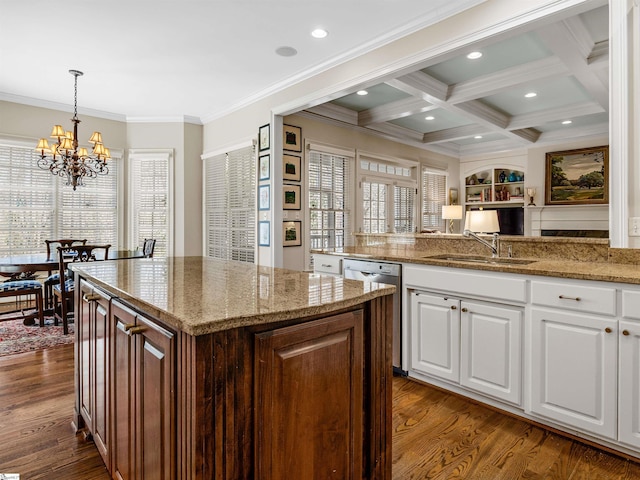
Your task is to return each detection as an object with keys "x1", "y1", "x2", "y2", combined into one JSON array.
[{"x1": 343, "y1": 258, "x2": 403, "y2": 374}]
